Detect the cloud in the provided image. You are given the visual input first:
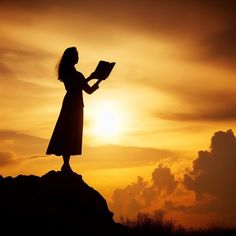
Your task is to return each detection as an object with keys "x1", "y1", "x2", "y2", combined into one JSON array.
[
  {"x1": 0, "y1": 129, "x2": 178, "y2": 170},
  {"x1": 0, "y1": 151, "x2": 19, "y2": 167},
  {"x1": 184, "y1": 129, "x2": 236, "y2": 200},
  {"x1": 0, "y1": 62, "x2": 14, "y2": 76},
  {"x1": 111, "y1": 176, "x2": 148, "y2": 218},
  {"x1": 0, "y1": 46, "x2": 56, "y2": 103},
  {"x1": 152, "y1": 81, "x2": 236, "y2": 122},
  {"x1": 1, "y1": 0, "x2": 236, "y2": 64},
  {"x1": 110, "y1": 165, "x2": 178, "y2": 219},
  {"x1": 110, "y1": 130, "x2": 236, "y2": 227},
  {"x1": 0, "y1": 47, "x2": 54, "y2": 61},
  {"x1": 141, "y1": 165, "x2": 178, "y2": 207},
  {"x1": 201, "y1": 22, "x2": 236, "y2": 63},
  {"x1": 0, "y1": 130, "x2": 48, "y2": 156},
  {"x1": 152, "y1": 165, "x2": 178, "y2": 195},
  {"x1": 0, "y1": 46, "x2": 55, "y2": 80},
  {"x1": 0, "y1": 47, "x2": 59, "y2": 133},
  {"x1": 83, "y1": 145, "x2": 175, "y2": 169},
  {"x1": 160, "y1": 130, "x2": 236, "y2": 226},
  {"x1": 157, "y1": 107, "x2": 236, "y2": 122}
]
